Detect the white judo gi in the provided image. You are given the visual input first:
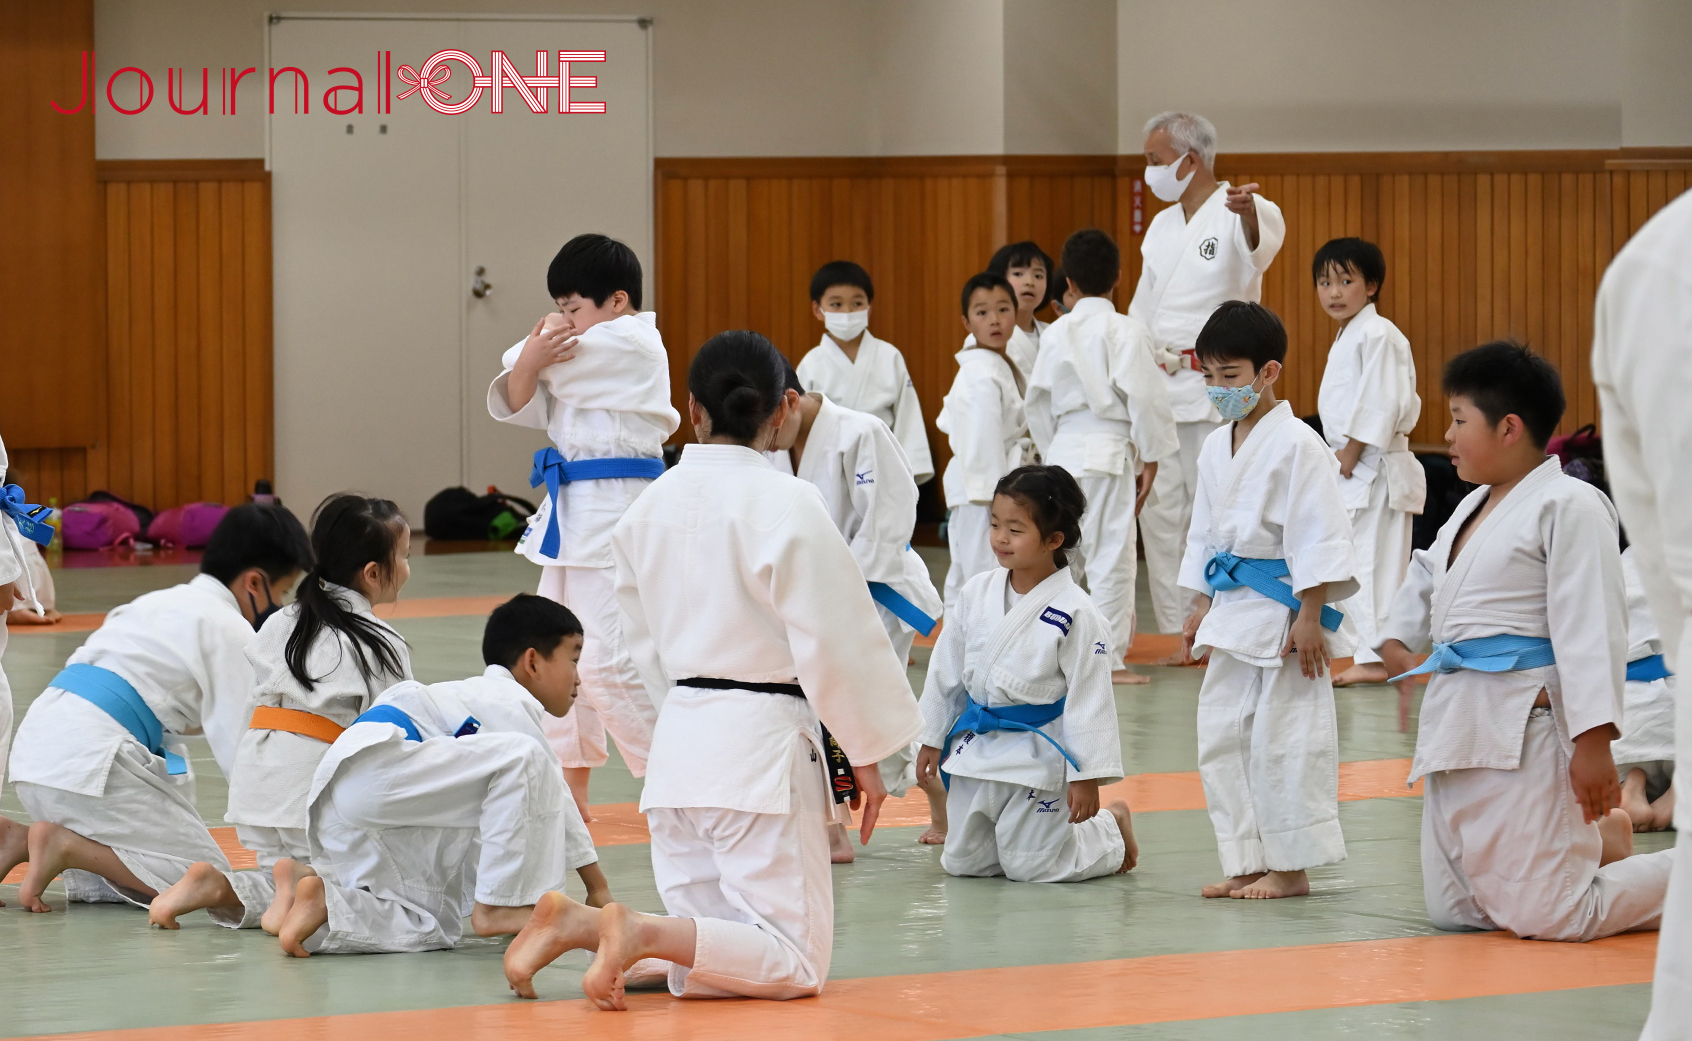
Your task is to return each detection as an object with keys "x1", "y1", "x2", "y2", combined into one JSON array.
[
  {"x1": 918, "y1": 567, "x2": 1125, "y2": 882},
  {"x1": 788, "y1": 395, "x2": 942, "y2": 795},
  {"x1": 796, "y1": 330, "x2": 934, "y2": 484},
  {"x1": 1027, "y1": 298, "x2": 1179, "y2": 663},
  {"x1": 8, "y1": 575, "x2": 270, "y2": 909},
  {"x1": 0, "y1": 432, "x2": 46, "y2": 783},
  {"x1": 217, "y1": 585, "x2": 412, "y2": 926},
  {"x1": 1614, "y1": 547, "x2": 1676, "y2": 789},
  {"x1": 962, "y1": 320, "x2": 1045, "y2": 396},
  {"x1": 1378, "y1": 457, "x2": 1672, "y2": 941},
  {"x1": 1179, "y1": 402, "x2": 1357, "y2": 877},
  {"x1": 1130, "y1": 184, "x2": 1286, "y2": 634},
  {"x1": 1316, "y1": 303, "x2": 1426, "y2": 665},
  {"x1": 937, "y1": 348, "x2": 1026, "y2": 612},
  {"x1": 613, "y1": 443, "x2": 922, "y2": 1000},
  {"x1": 1591, "y1": 188, "x2": 1692, "y2": 1038},
  {"x1": 488, "y1": 311, "x2": 680, "y2": 776},
  {"x1": 294, "y1": 666, "x2": 593, "y2": 954}
]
